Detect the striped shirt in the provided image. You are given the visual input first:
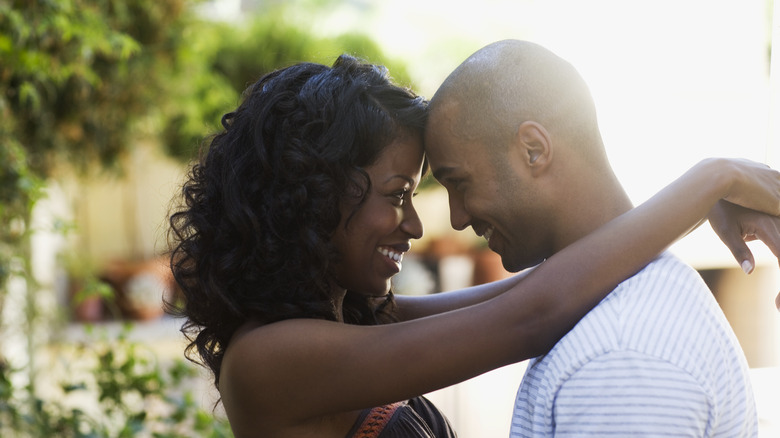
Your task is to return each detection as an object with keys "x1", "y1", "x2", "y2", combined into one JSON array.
[{"x1": 510, "y1": 253, "x2": 757, "y2": 437}]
